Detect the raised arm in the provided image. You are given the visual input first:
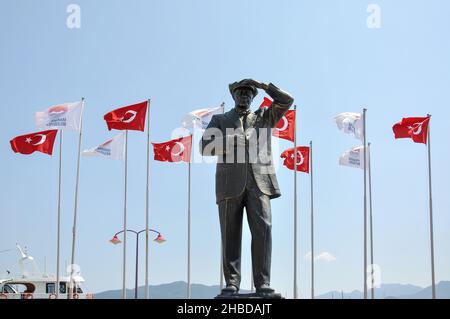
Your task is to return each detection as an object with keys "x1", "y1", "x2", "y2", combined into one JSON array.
[
  {"x1": 241, "y1": 79, "x2": 294, "y2": 127},
  {"x1": 263, "y1": 82, "x2": 294, "y2": 127}
]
